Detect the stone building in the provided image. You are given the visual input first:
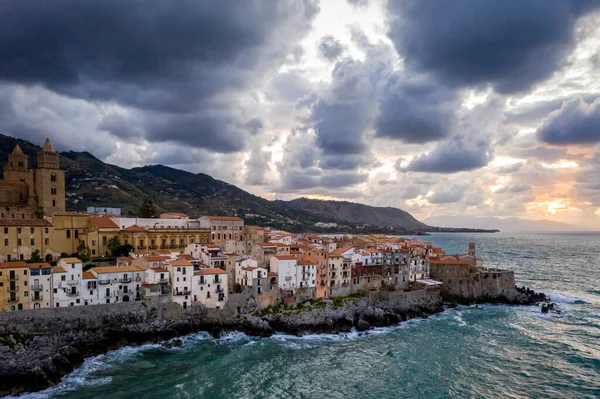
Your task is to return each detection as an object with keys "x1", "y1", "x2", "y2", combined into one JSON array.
[{"x1": 0, "y1": 139, "x2": 65, "y2": 219}]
